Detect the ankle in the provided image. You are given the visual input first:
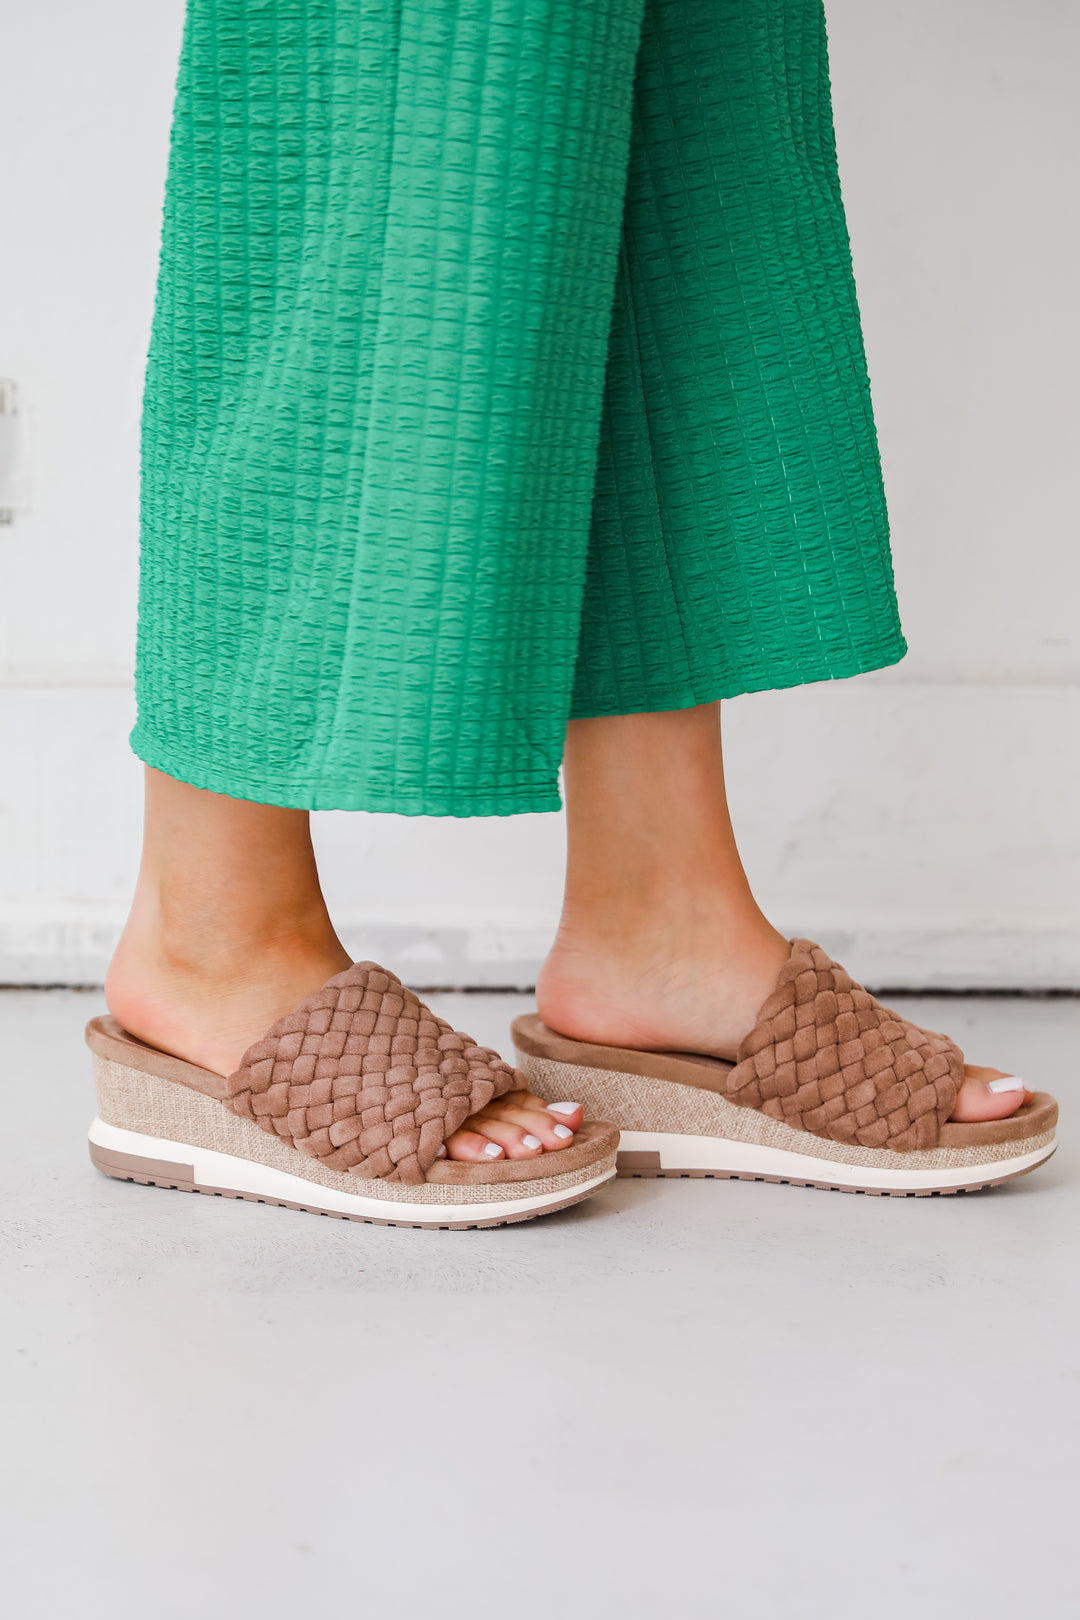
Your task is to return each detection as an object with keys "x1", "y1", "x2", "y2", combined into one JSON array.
[
  {"x1": 537, "y1": 906, "x2": 789, "y2": 1058},
  {"x1": 106, "y1": 769, "x2": 354, "y2": 1072},
  {"x1": 157, "y1": 901, "x2": 344, "y2": 986},
  {"x1": 548, "y1": 706, "x2": 792, "y2": 1057},
  {"x1": 119, "y1": 862, "x2": 342, "y2": 973},
  {"x1": 105, "y1": 895, "x2": 351, "y2": 1075},
  {"x1": 547, "y1": 890, "x2": 786, "y2": 978}
]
